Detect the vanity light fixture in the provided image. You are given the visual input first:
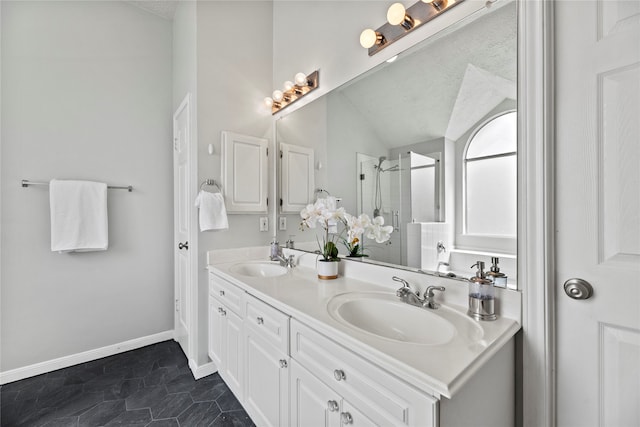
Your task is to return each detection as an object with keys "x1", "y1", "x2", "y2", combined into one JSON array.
[
  {"x1": 264, "y1": 70, "x2": 320, "y2": 115},
  {"x1": 360, "y1": 0, "x2": 464, "y2": 56}
]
